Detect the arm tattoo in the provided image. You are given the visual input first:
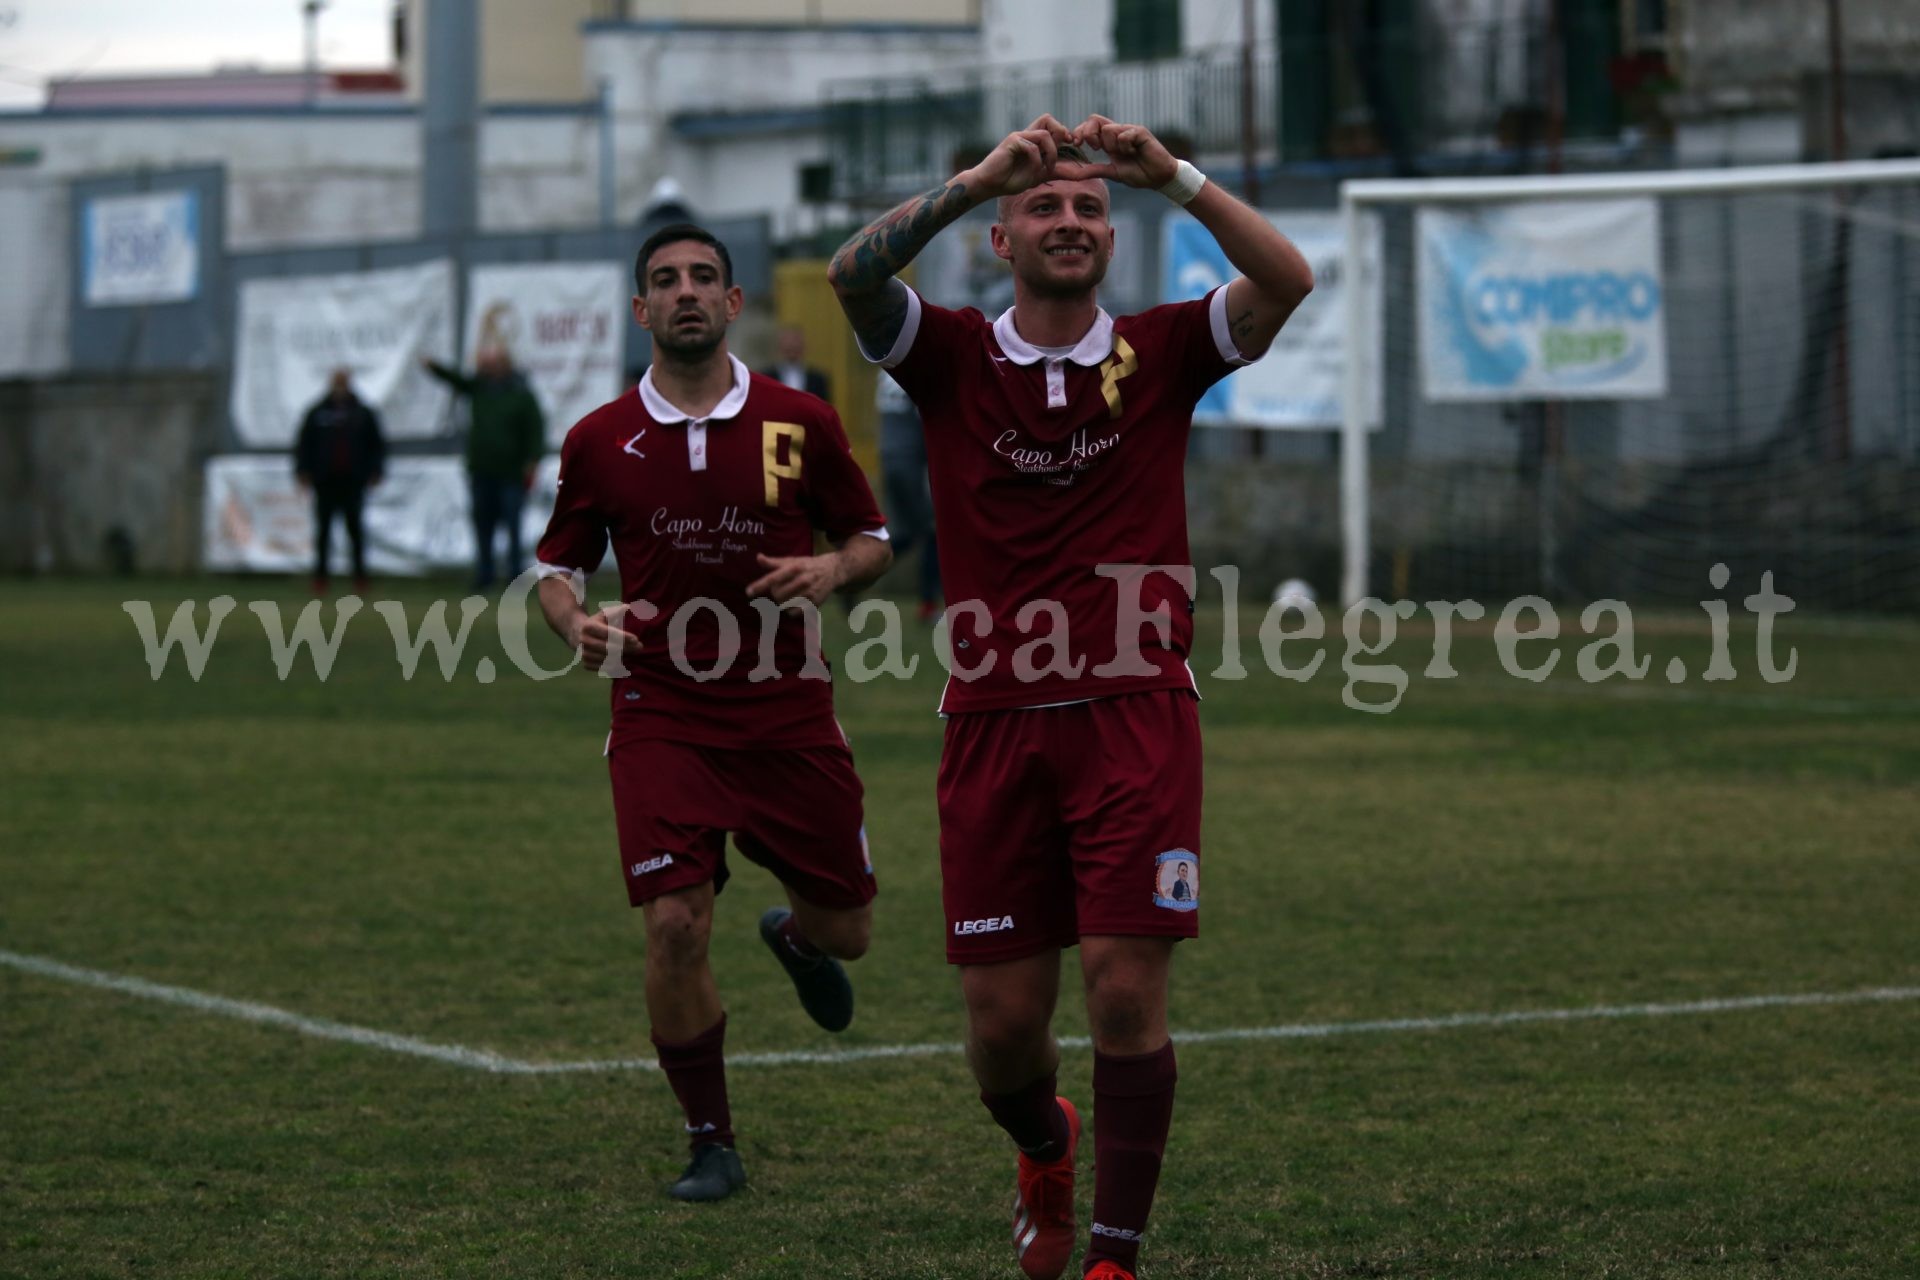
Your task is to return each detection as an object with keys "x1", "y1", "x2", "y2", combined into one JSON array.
[
  {"x1": 830, "y1": 179, "x2": 976, "y2": 355},
  {"x1": 832, "y1": 179, "x2": 975, "y2": 291},
  {"x1": 1232, "y1": 308, "x2": 1257, "y2": 340}
]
